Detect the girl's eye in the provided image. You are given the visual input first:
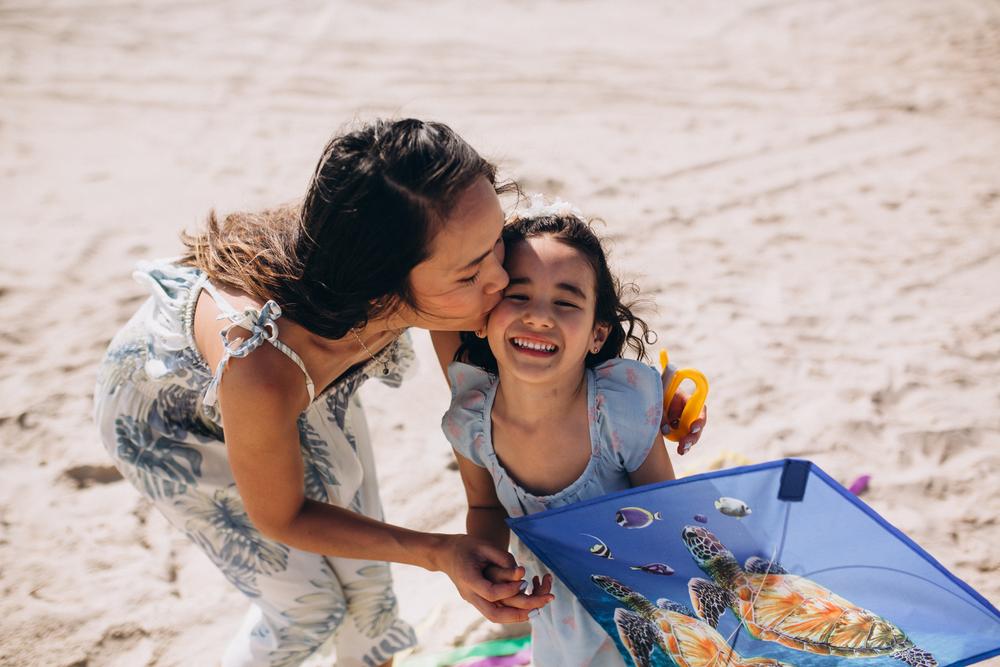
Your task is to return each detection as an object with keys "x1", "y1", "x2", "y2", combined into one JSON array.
[
  {"x1": 556, "y1": 301, "x2": 580, "y2": 309},
  {"x1": 504, "y1": 293, "x2": 527, "y2": 301},
  {"x1": 460, "y1": 270, "x2": 481, "y2": 285}
]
